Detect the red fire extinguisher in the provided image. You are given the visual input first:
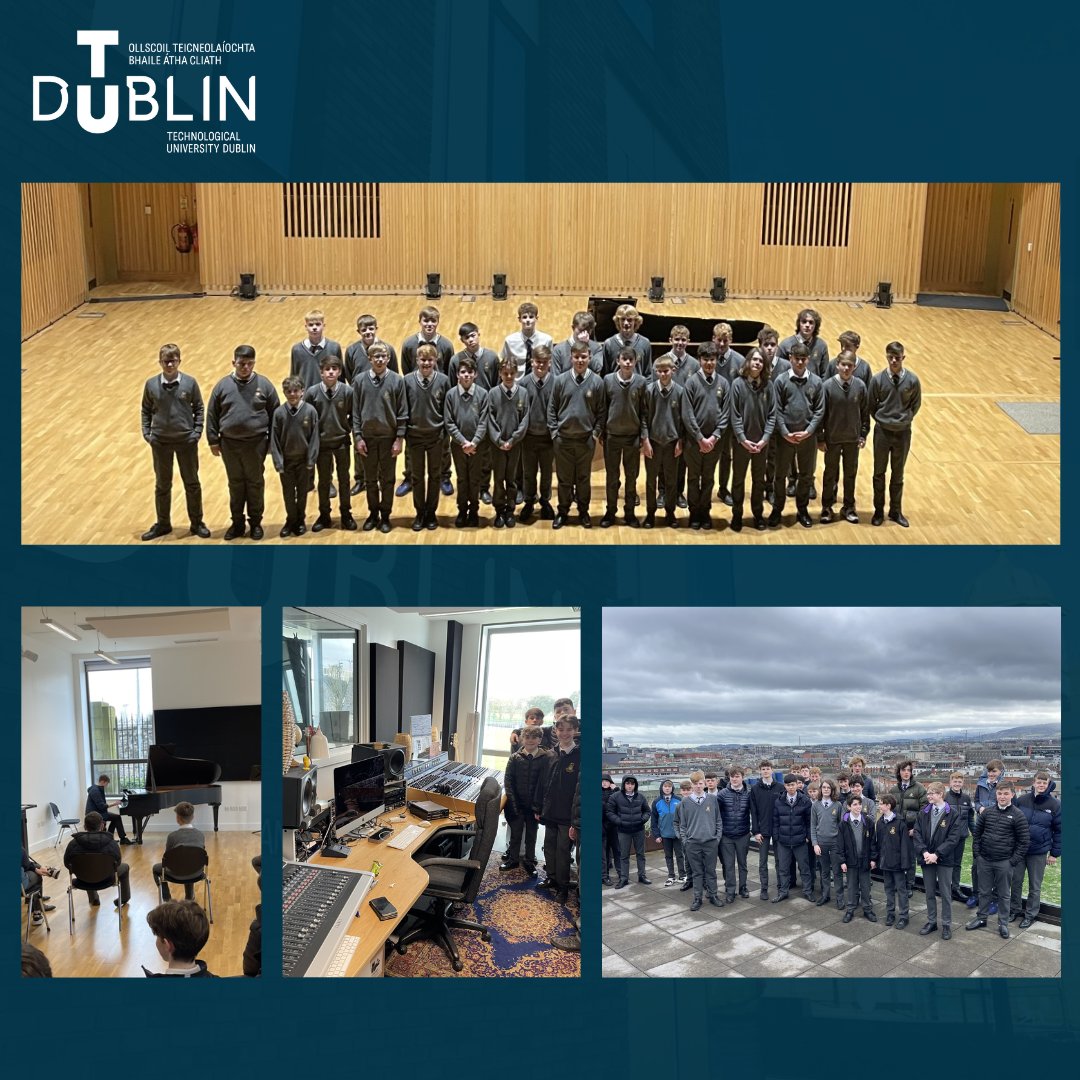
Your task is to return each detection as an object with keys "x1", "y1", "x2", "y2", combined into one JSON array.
[{"x1": 172, "y1": 221, "x2": 195, "y2": 254}]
